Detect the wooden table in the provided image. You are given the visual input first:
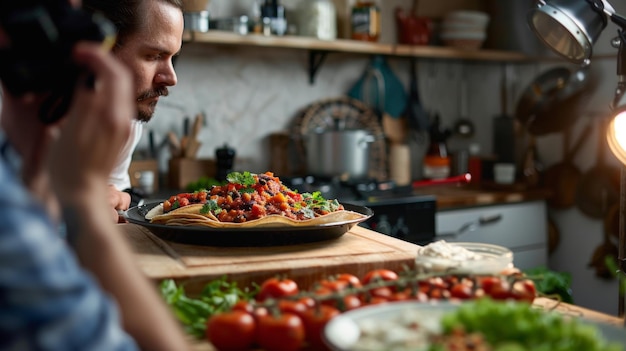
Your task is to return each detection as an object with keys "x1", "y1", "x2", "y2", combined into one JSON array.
[
  {"x1": 123, "y1": 223, "x2": 625, "y2": 350},
  {"x1": 122, "y1": 223, "x2": 422, "y2": 294}
]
